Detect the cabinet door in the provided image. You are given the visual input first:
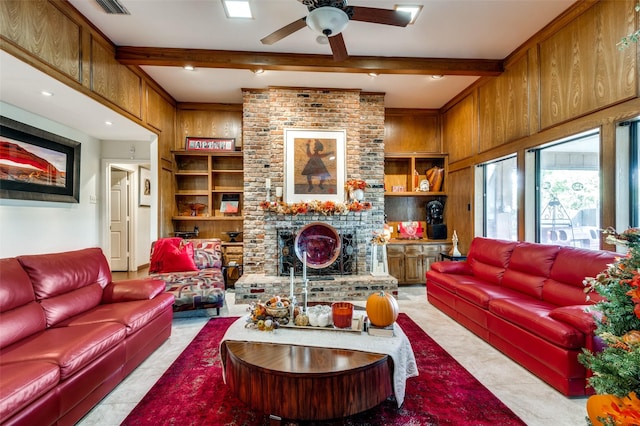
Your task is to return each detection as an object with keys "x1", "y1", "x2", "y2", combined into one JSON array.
[
  {"x1": 404, "y1": 246, "x2": 424, "y2": 283},
  {"x1": 387, "y1": 246, "x2": 405, "y2": 283},
  {"x1": 422, "y1": 244, "x2": 442, "y2": 272}
]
